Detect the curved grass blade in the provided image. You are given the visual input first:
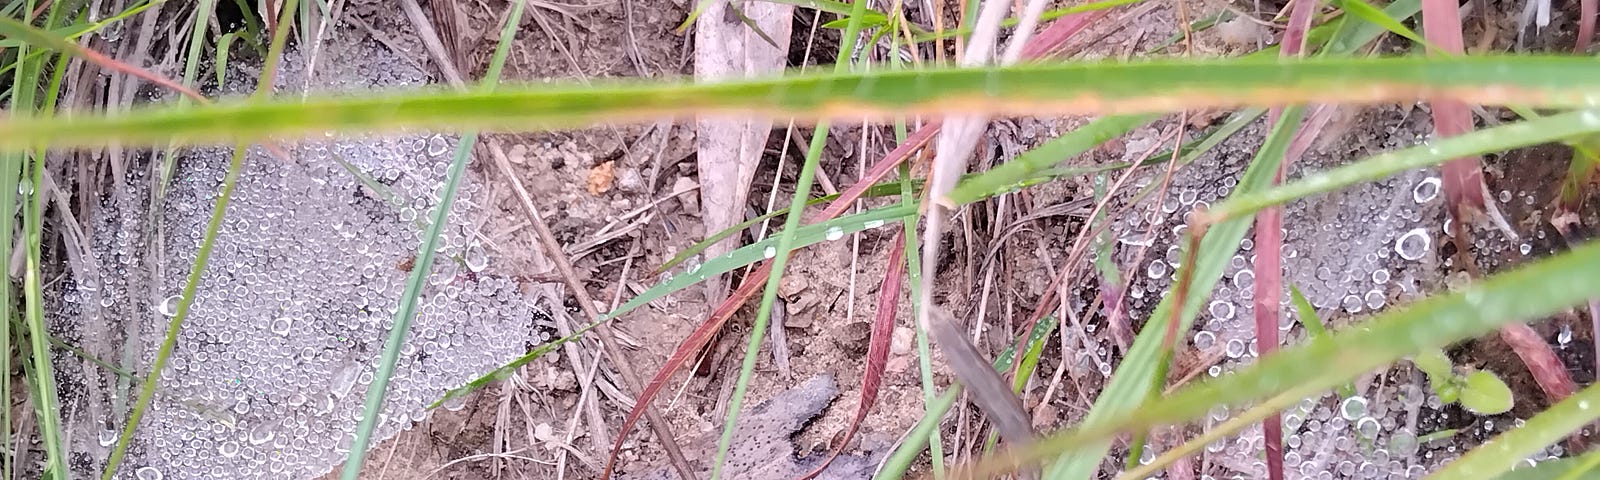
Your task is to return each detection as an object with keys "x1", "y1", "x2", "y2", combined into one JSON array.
[
  {"x1": 12, "y1": 56, "x2": 1600, "y2": 150},
  {"x1": 339, "y1": 1, "x2": 528, "y2": 478},
  {"x1": 960, "y1": 239, "x2": 1600, "y2": 478},
  {"x1": 430, "y1": 205, "x2": 912, "y2": 408},
  {"x1": 1430, "y1": 383, "x2": 1600, "y2": 479},
  {"x1": 1202, "y1": 109, "x2": 1600, "y2": 225},
  {"x1": 1332, "y1": 0, "x2": 1437, "y2": 48},
  {"x1": 0, "y1": 15, "x2": 208, "y2": 104},
  {"x1": 1486, "y1": 450, "x2": 1600, "y2": 480}
]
